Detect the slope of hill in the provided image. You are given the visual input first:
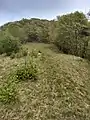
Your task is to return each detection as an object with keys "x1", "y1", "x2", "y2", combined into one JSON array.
[
  {"x1": 0, "y1": 11, "x2": 90, "y2": 60},
  {"x1": 0, "y1": 43, "x2": 90, "y2": 120}
]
